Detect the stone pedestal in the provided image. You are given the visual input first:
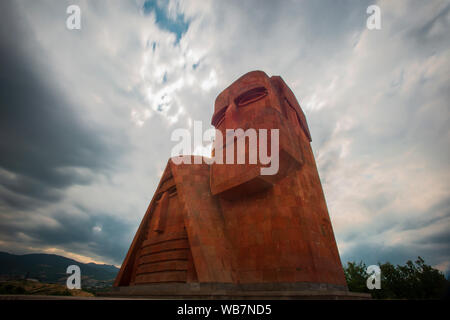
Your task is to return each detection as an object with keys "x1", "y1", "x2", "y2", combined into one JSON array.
[{"x1": 103, "y1": 283, "x2": 371, "y2": 300}]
